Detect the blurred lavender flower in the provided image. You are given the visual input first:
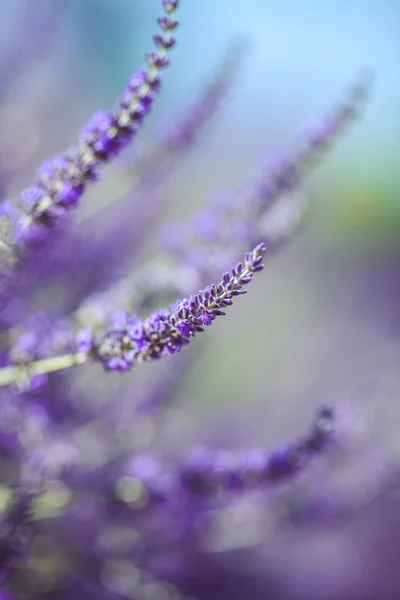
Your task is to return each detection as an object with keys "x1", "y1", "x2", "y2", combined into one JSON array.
[{"x1": 122, "y1": 406, "x2": 336, "y2": 505}]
